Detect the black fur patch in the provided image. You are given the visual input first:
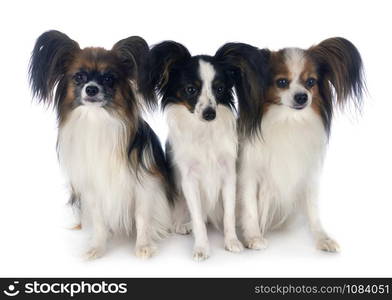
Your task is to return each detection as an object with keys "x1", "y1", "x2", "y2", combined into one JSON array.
[
  {"x1": 128, "y1": 120, "x2": 175, "y2": 204},
  {"x1": 216, "y1": 43, "x2": 269, "y2": 137},
  {"x1": 140, "y1": 41, "x2": 191, "y2": 108}
]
